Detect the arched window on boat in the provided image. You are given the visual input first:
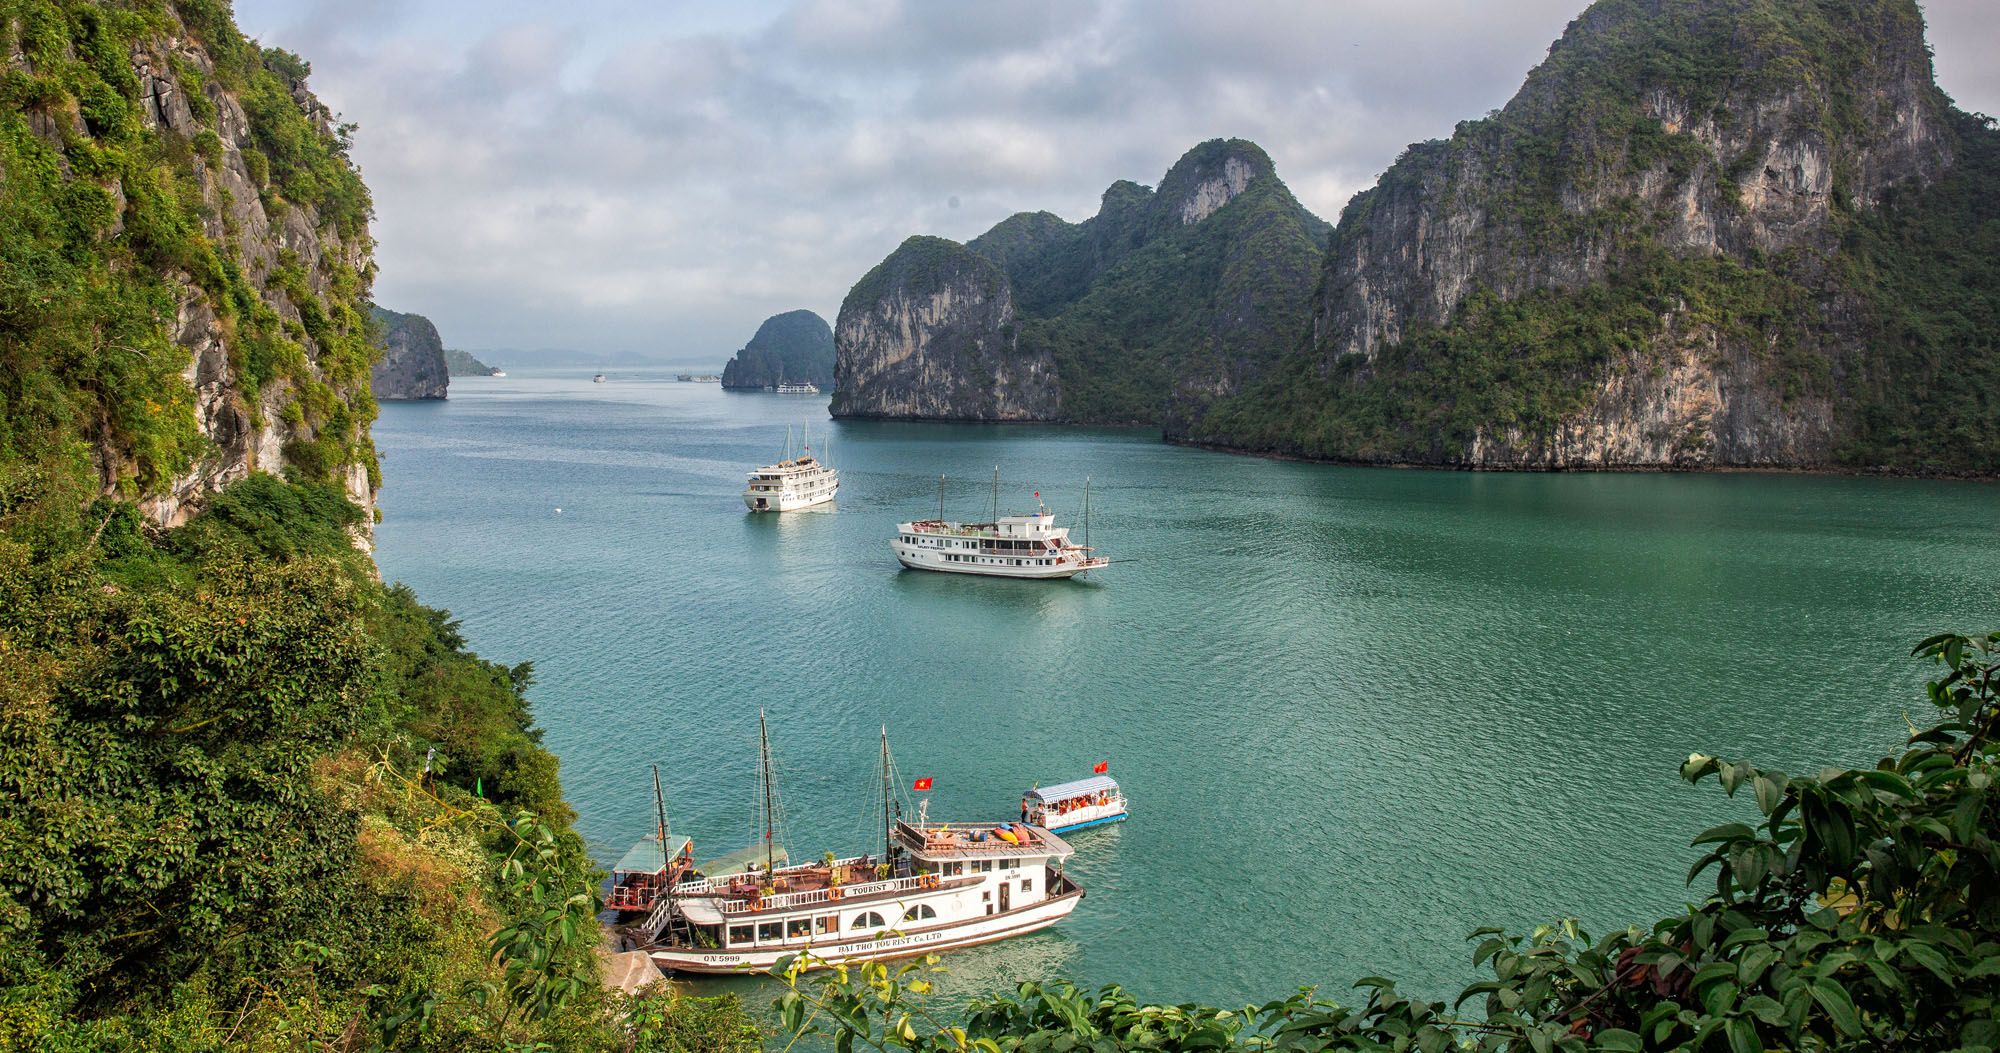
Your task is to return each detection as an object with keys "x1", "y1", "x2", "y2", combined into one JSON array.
[
  {"x1": 902, "y1": 904, "x2": 937, "y2": 923},
  {"x1": 851, "y1": 910, "x2": 887, "y2": 930}
]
